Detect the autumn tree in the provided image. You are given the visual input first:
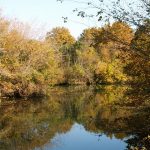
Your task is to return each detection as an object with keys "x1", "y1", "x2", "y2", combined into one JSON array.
[
  {"x1": 93, "y1": 22, "x2": 133, "y2": 60},
  {"x1": 0, "y1": 17, "x2": 63, "y2": 97},
  {"x1": 59, "y1": 0, "x2": 150, "y2": 85},
  {"x1": 79, "y1": 27, "x2": 101, "y2": 47},
  {"x1": 45, "y1": 27, "x2": 76, "y2": 66},
  {"x1": 125, "y1": 20, "x2": 150, "y2": 86},
  {"x1": 45, "y1": 27, "x2": 75, "y2": 50},
  {"x1": 57, "y1": 0, "x2": 150, "y2": 62},
  {"x1": 87, "y1": 22, "x2": 133, "y2": 84}
]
